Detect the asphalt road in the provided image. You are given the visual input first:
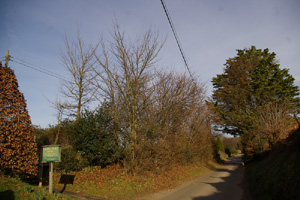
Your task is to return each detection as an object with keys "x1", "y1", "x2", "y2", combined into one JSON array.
[{"x1": 149, "y1": 155, "x2": 250, "y2": 200}]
